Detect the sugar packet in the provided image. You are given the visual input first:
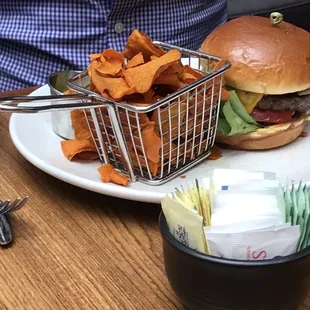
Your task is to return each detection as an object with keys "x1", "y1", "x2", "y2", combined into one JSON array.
[
  {"x1": 162, "y1": 169, "x2": 307, "y2": 261},
  {"x1": 284, "y1": 181, "x2": 310, "y2": 251},
  {"x1": 161, "y1": 194, "x2": 207, "y2": 253},
  {"x1": 205, "y1": 225, "x2": 300, "y2": 260}
]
